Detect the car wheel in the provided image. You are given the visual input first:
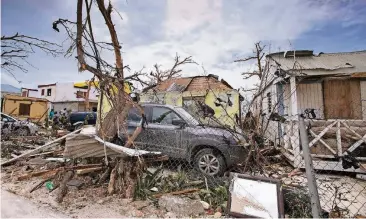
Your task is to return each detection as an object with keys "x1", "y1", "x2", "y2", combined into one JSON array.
[
  {"x1": 17, "y1": 127, "x2": 30, "y2": 136},
  {"x1": 194, "y1": 148, "x2": 226, "y2": 176}
]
